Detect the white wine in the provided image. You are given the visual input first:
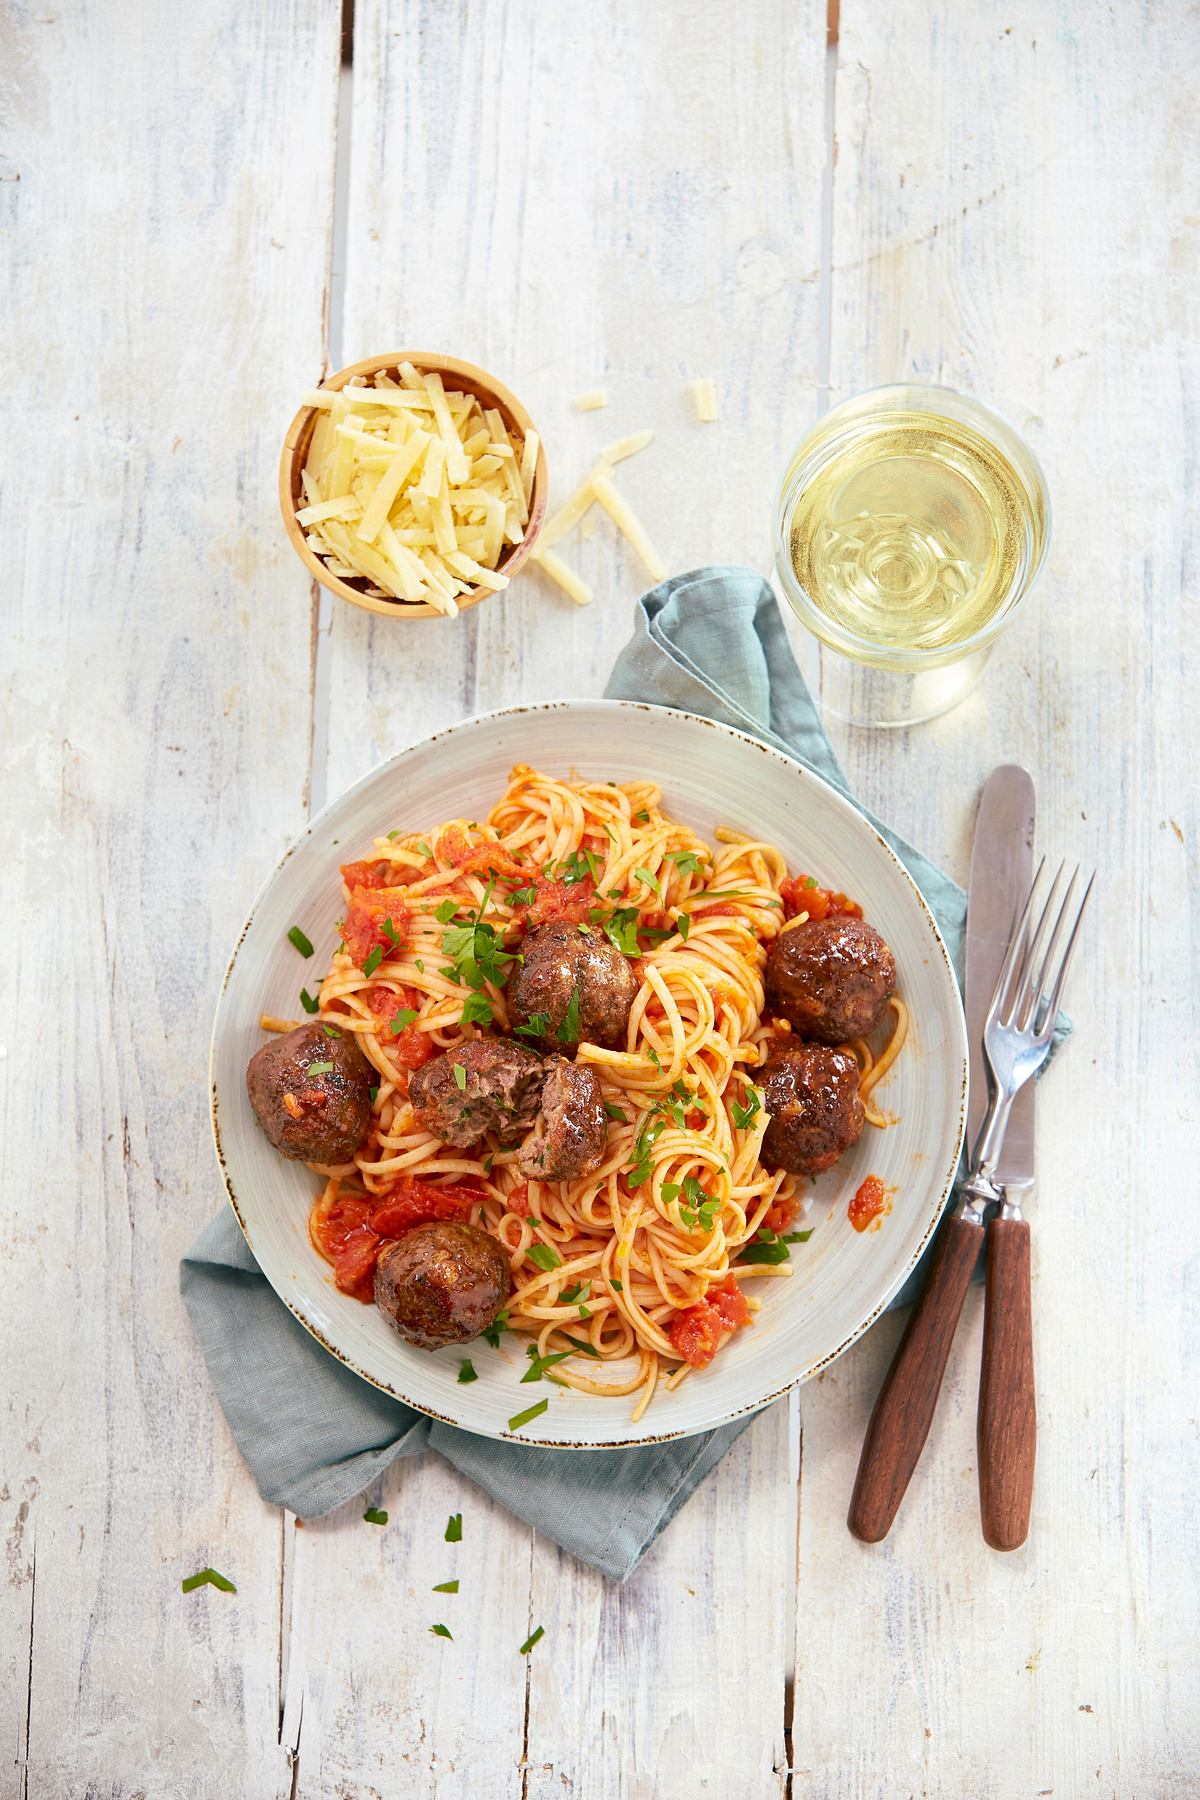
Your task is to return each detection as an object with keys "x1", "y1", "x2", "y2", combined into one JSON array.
[{"x1": 779, "y1": 398, "x2": 1048, "y2": 665}]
